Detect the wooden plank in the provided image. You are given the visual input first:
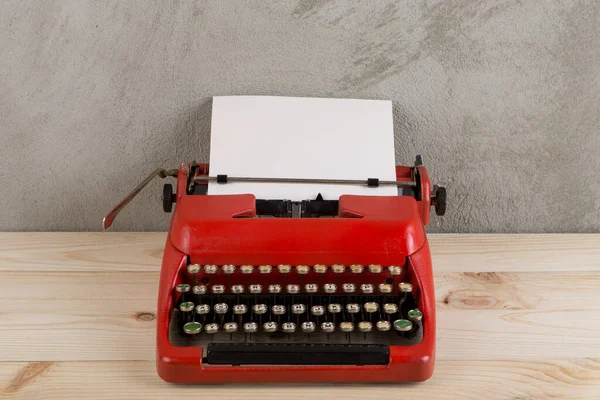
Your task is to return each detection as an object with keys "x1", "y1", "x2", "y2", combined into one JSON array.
[
  {"x1": 2, "y1": 359, "x2": 600, "y2": 399},
  {"x1": 0, "y1": 233, "x2": 599, "y2": 273}
]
